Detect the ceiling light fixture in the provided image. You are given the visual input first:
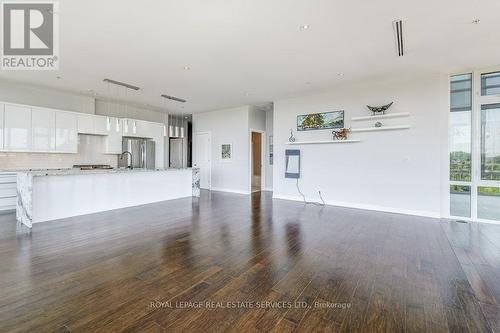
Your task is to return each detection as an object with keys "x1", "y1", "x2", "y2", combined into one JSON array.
[
  {"x1": 161, "y1": 94, "x2": 187, "y2": 103},
  {"x1": 183, "y1": 66, "x2": 191, "y2": 70},
  {"x1": 103, "y1": 78, "x2": 140, "y2": 91},
  {"x1": 337, "y1": 73, "x2": 344, "y2": 77},
  {"x1": 472, "y1": 18, "x2": 480, "y2": 24},
  {"x1": 392, "y1": 19, "x2": 404, "y2": 57},
  {"x1": 299, "y1": 24, "x2": 310, "y2": 30}
]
